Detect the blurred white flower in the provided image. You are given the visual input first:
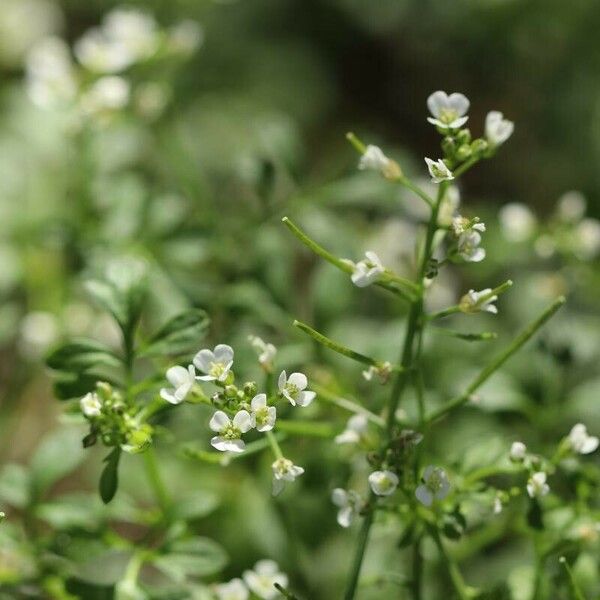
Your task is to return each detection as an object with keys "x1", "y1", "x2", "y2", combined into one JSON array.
[
  {"x1": 575, "y1": 218, "x2": 600, "y2": 260},
  {"x1": 278, "y1": 371, "x2": 315, "y2": 407},
  {"x1": 451, "y1": 215, "x2": 485, "y2": 236},
  {"x1": 160, "y1": 365, "x2": 196, "y2": 404},
  {"x1": 243, "y1": 560, "x2": 288, "y2": 600},
  {"x1": 498, "y1": 203, "x2": 536, "y2": 242},
  {"x1": 80, "y1": 392, "x2": 102, "y2": 417},
  {"x1": 272, "y1": 458, "x2": 304, "y2": 496},
  {"x1": 368, "y1": 469, "x2": 399, "y2": 497},
  {"x1": 493, "y1": 494, "x2": 503, "y2": 515},
  {"x1": 459, "y1": 289, "x2": 498, "y2": 314},
  {"x1": 457, "y1": 230, "x2": 486, "y2": 262},
  {"x1": 335, "y1": 414, "x2": 368, "y2": 444},
  {"x1": 134, "y1": 81, "x2": 170, "y2": 119},
  {"x1": 209, "y1": 410, "x2": 253, "y2": 453},
  {"x1": 534, "y1": 234, "x2": 555, "y2": 259},
  {"x1": 415, "y1": 466, "x2": 450, "y2": 506},
  {"x1": 250, "y1": 393, "x2": 276, "y2": 432},
  {"x1": 485, "y1": 111, "x2": 514, "y2": 147},
  {"x1": 427, "y1": 91, "x2": 470, "y2": 130},
  {"x1": 510, "y1": 441, "x2": 527, "y2": 462},
  {"x1": 331, "y1": 488, "x2": 362, "y2": 527},
  {"x1": 362, "y1": 361, "x2": 392, "y2": 383},
  {"x1": 80, "y1": 75, "x2": 130, "y2": 116},
  {"x1": 214, "y1": 578, "x2": 249, "y2": 600},
  {"x1": 557, "y1": 190, "x2": 586, "y2": 223},
  {"x1": 358, "y1": 145, "x2": 391, "y2": 173},
  {"x1": 527, "y1": 471, "x2": 549, "y2": 498},
  {"x1": 194, "y1": 344, "x2": 234, "y2": 382},
  {"x1": 19, "y1": 310, "x2": 59, "y2": 357},
  {"x1": 168, "y1": 20, "x2": 203, "y2": 55},
  {"x1": 25, "y1": 37, "x2": 77, "y2": 108},
  {"x1": 74, "y1": 28, "x2": 134, "y2": 73},
  {"x1": 248, "y1": 335, "x2": 277, "y2": 370},
  {"x1": 346, "y1": 251, "x2": 385, "y2": 288},
  {"x1": 437, "y1": 186, "x2": 461, "y2": 226},
  {"x1": 568, "y1": 423, "x2": 599, "y2": 455},
  {"x1": 425, "y1": 158, "x2": 454, "y2": 184}
]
